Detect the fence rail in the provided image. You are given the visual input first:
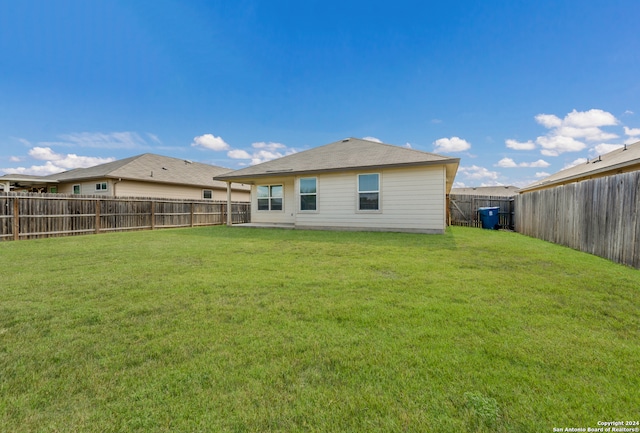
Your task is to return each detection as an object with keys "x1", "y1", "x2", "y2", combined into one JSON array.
[
  {"x1": 515, "y1": 171, "x2": 640, "y2": 269},
  {"x1": 0, "y1": 193, "x2": 250, "y2": 241},
  {"x1": 449, "y1": 194, "x2": 515, "y2": 230}
]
